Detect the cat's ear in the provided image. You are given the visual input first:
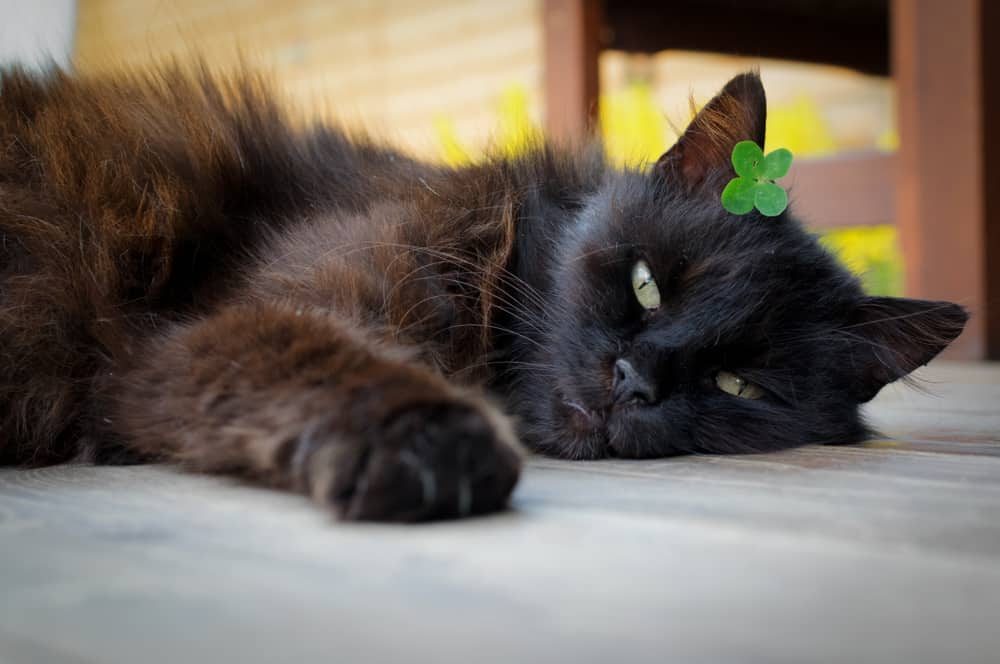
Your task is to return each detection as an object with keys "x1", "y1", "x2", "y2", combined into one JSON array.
[
  {"x1": 844, "y1": 296, "x2": 968, "y2": 402},
  {"x1": 655, "y1": 71, "x2": 767, "y2": 191}
]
